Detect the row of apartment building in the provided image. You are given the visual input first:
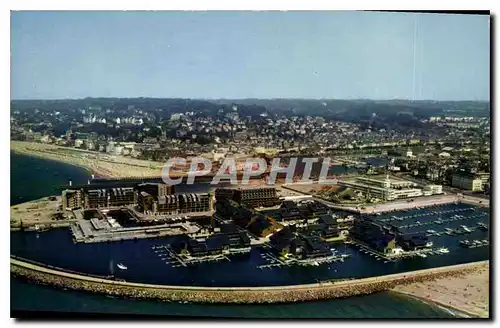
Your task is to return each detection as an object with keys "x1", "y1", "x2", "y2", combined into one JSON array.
[{"x1": 62, "y1": 183, "x2": 211, "y2": 215}]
